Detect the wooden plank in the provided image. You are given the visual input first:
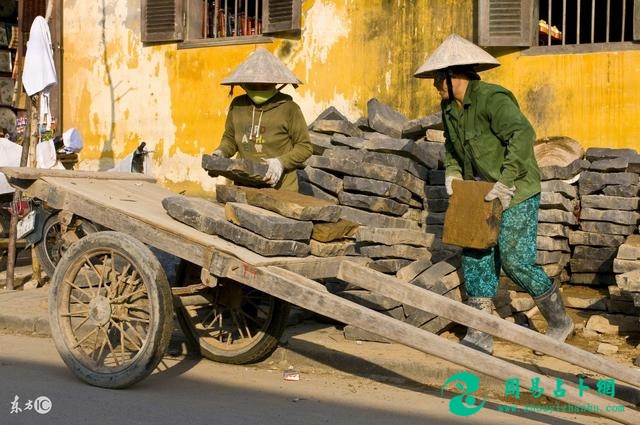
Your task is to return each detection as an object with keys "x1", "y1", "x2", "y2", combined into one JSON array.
[
  {"x1": 336, "y1": 260, "x2": 640, "y2": 390},
  {"x1": 0, "y1": 238, "x2": 27, "y2": 249},
  {"x1": 273, "y1": 256, "x2": 366, "y2": 280},
  {"x1": 6, "y1": 176, "x2": 334, "y2": 268},
  {"x1": 207, "y1": 252, "x2": 636, "y2": 425},
  {"x1": 0, "y1": 166, "x2": 156, "y2": 182}
]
